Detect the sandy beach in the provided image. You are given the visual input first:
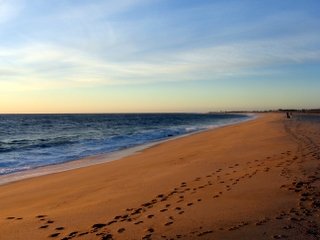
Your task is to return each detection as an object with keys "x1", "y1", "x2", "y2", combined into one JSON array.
[{"x1": 0, "y1": 113, "x2": 319, "y2": 240}]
